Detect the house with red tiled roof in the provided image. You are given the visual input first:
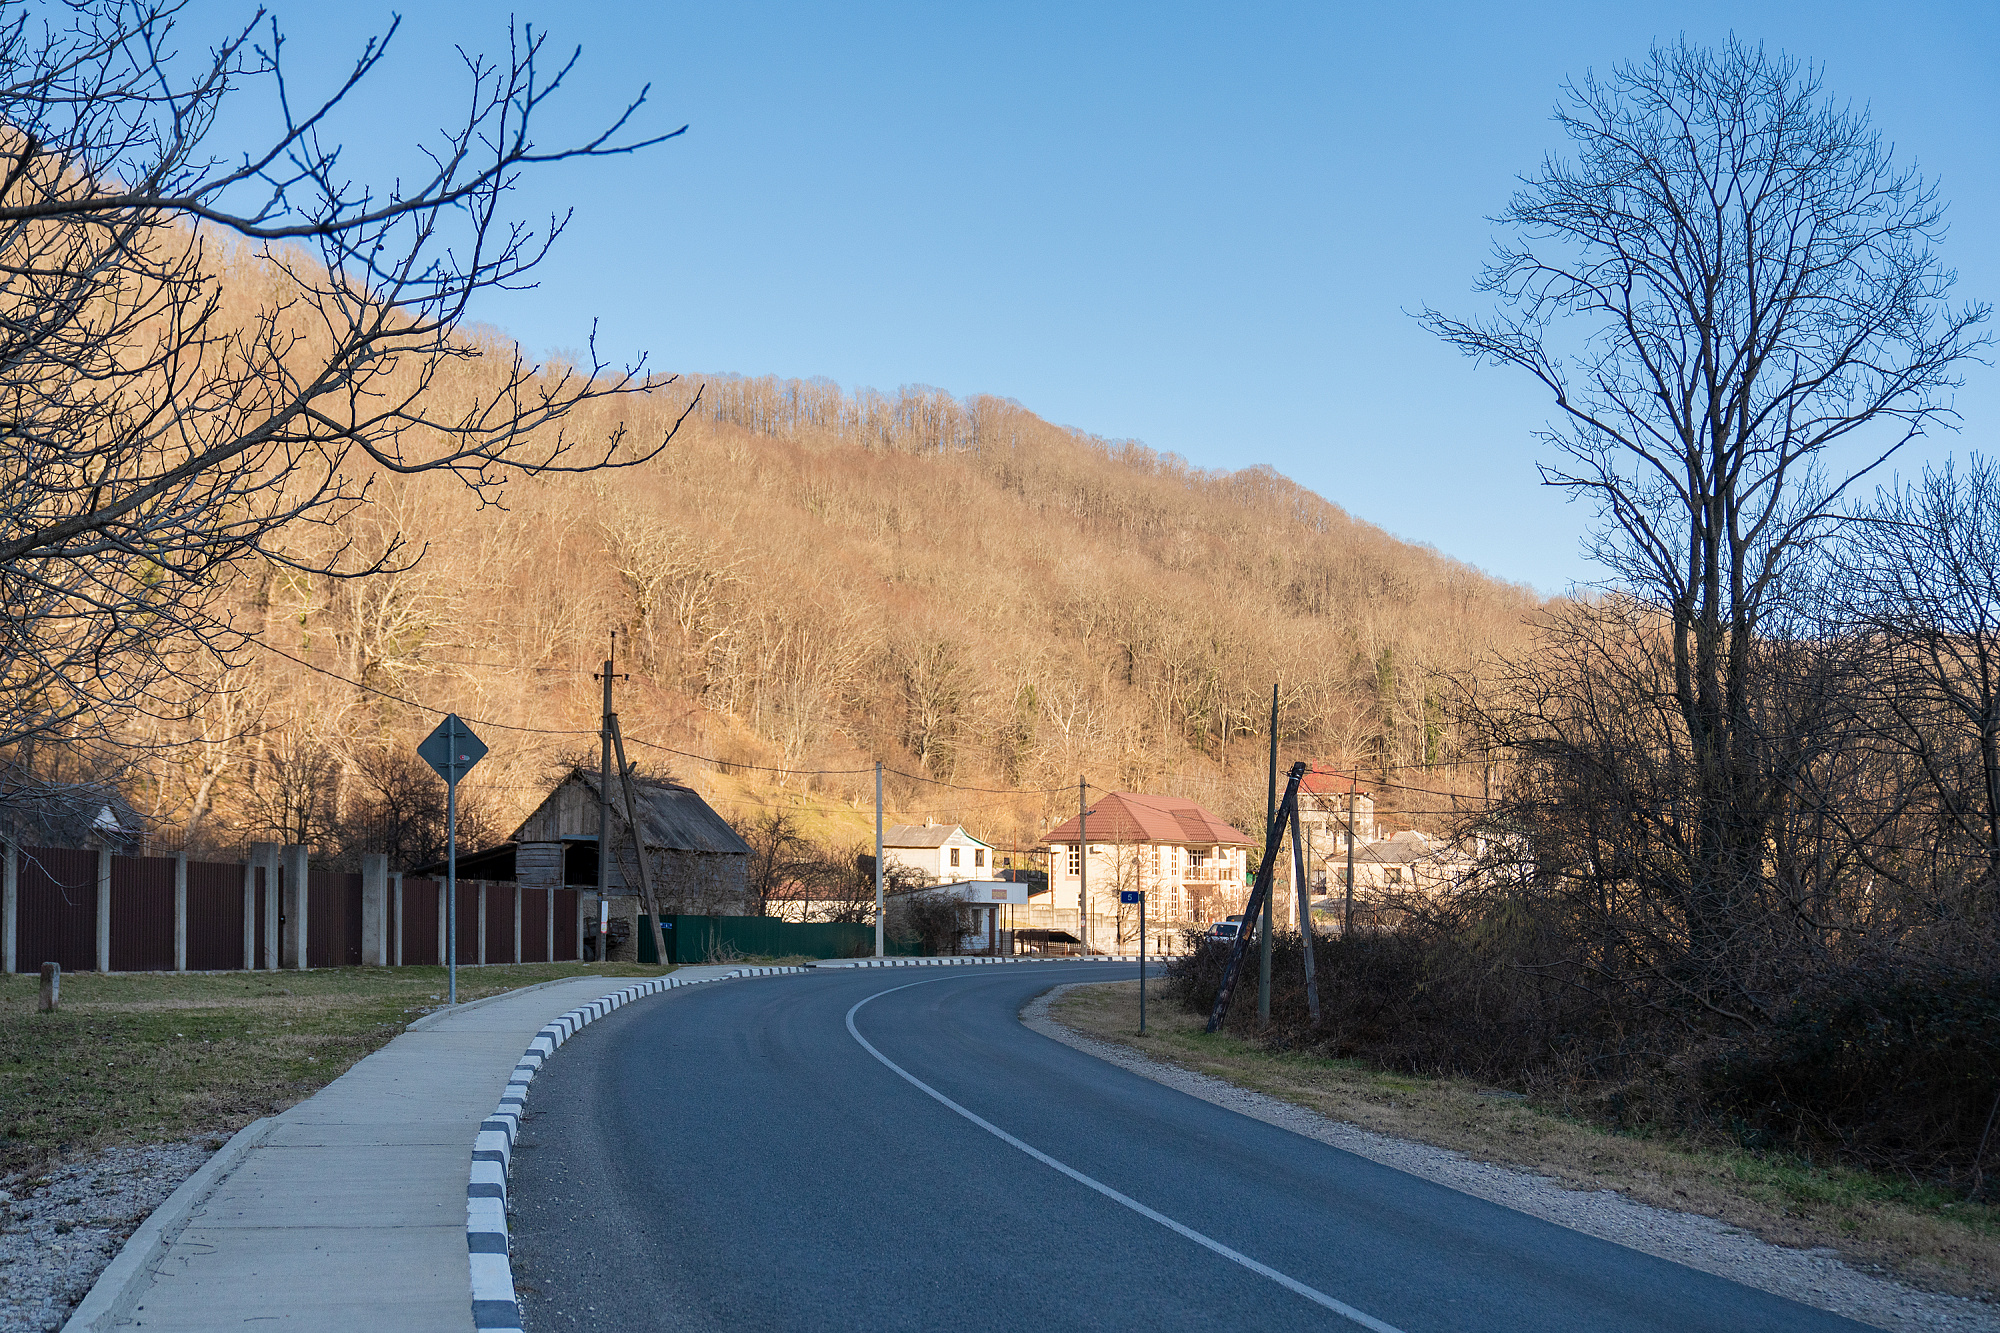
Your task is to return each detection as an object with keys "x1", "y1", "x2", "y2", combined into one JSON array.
[{"x1": 1033, "y1": 792, "x2": 1253, "y2": 953}]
